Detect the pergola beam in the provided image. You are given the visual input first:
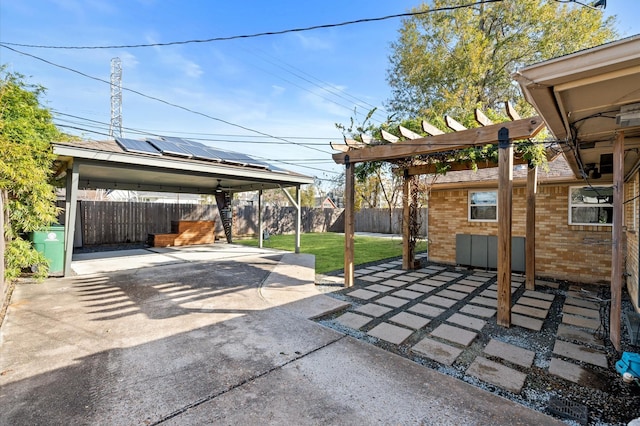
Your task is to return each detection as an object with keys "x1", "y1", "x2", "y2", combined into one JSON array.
[{"x1": 332, "y1": 117, "x2": 544, "y2": 165}]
